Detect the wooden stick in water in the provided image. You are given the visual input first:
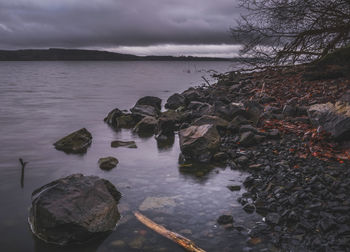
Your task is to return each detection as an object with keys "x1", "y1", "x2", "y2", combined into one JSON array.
[{"x1": 134, "y1": 211, "x2": 206, "y2": 252}]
